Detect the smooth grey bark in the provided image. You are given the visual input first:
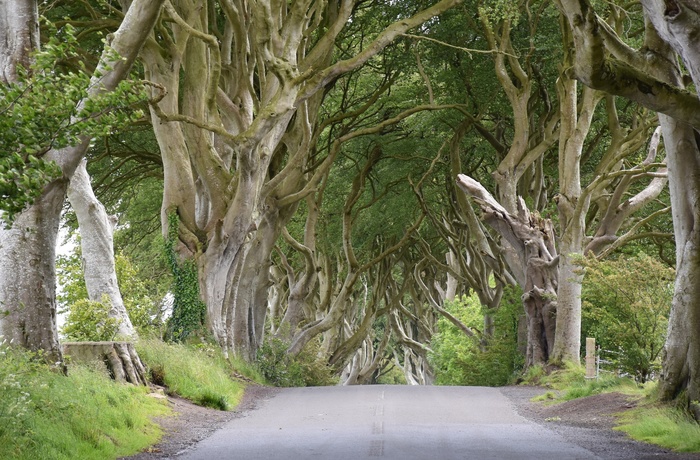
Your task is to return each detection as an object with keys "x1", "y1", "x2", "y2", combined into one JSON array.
[
  {"x1": 143, "y1": 0, "x2": 461, "y2": 361},
  {"x1": 641, "y1": 5, "x2": 700, "y2": 406},
  {"x1": 456, "y1": 175, "x2": 558, "y2": 367},
  {"x1": 0, "y1": 0, "x2": 163, "y2": 362},
  {"x1": 67, "y1": 160, "x2": 137, "y2": 339},
  {"x1": 557, "y1": 0, "x2": 700, "y2": 412},
  {"x1": 0, "y1": 0, "x2": 38, "y2": 82}
]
